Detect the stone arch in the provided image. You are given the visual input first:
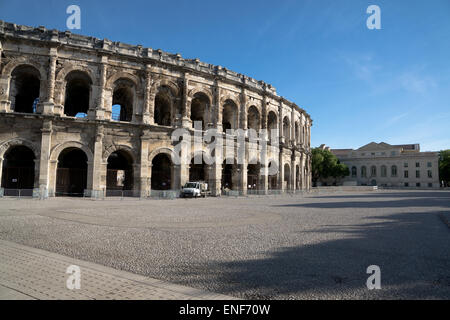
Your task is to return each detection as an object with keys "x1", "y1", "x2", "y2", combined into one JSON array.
[
  {"x1": 150, "y1": 78, "x2": 180, "y2": 98},
  {"x1": 0, "y1": 138, "x2": 39, "y2": 159},
  {"x1": 55, "y1": 64, "x2": 97, "y2": 86},
  {"x1": 103, "y1": 144, "x2": 136, "y2": 163},
  {"x1": 188, "y1": 87, "x2": 213, "y2": 103},
  {"x1": 106, "y1": 71, "x2": 141, "y2": 92},
  {"x1": 3, "y1": 57, "x2": 47, "y2": 81},
  {"x1": 50, "y1": 141, "x2": 93, "y2": 163},
  {"x1": 148, "y1": 147, "x2": 176, "y2": 164}
]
